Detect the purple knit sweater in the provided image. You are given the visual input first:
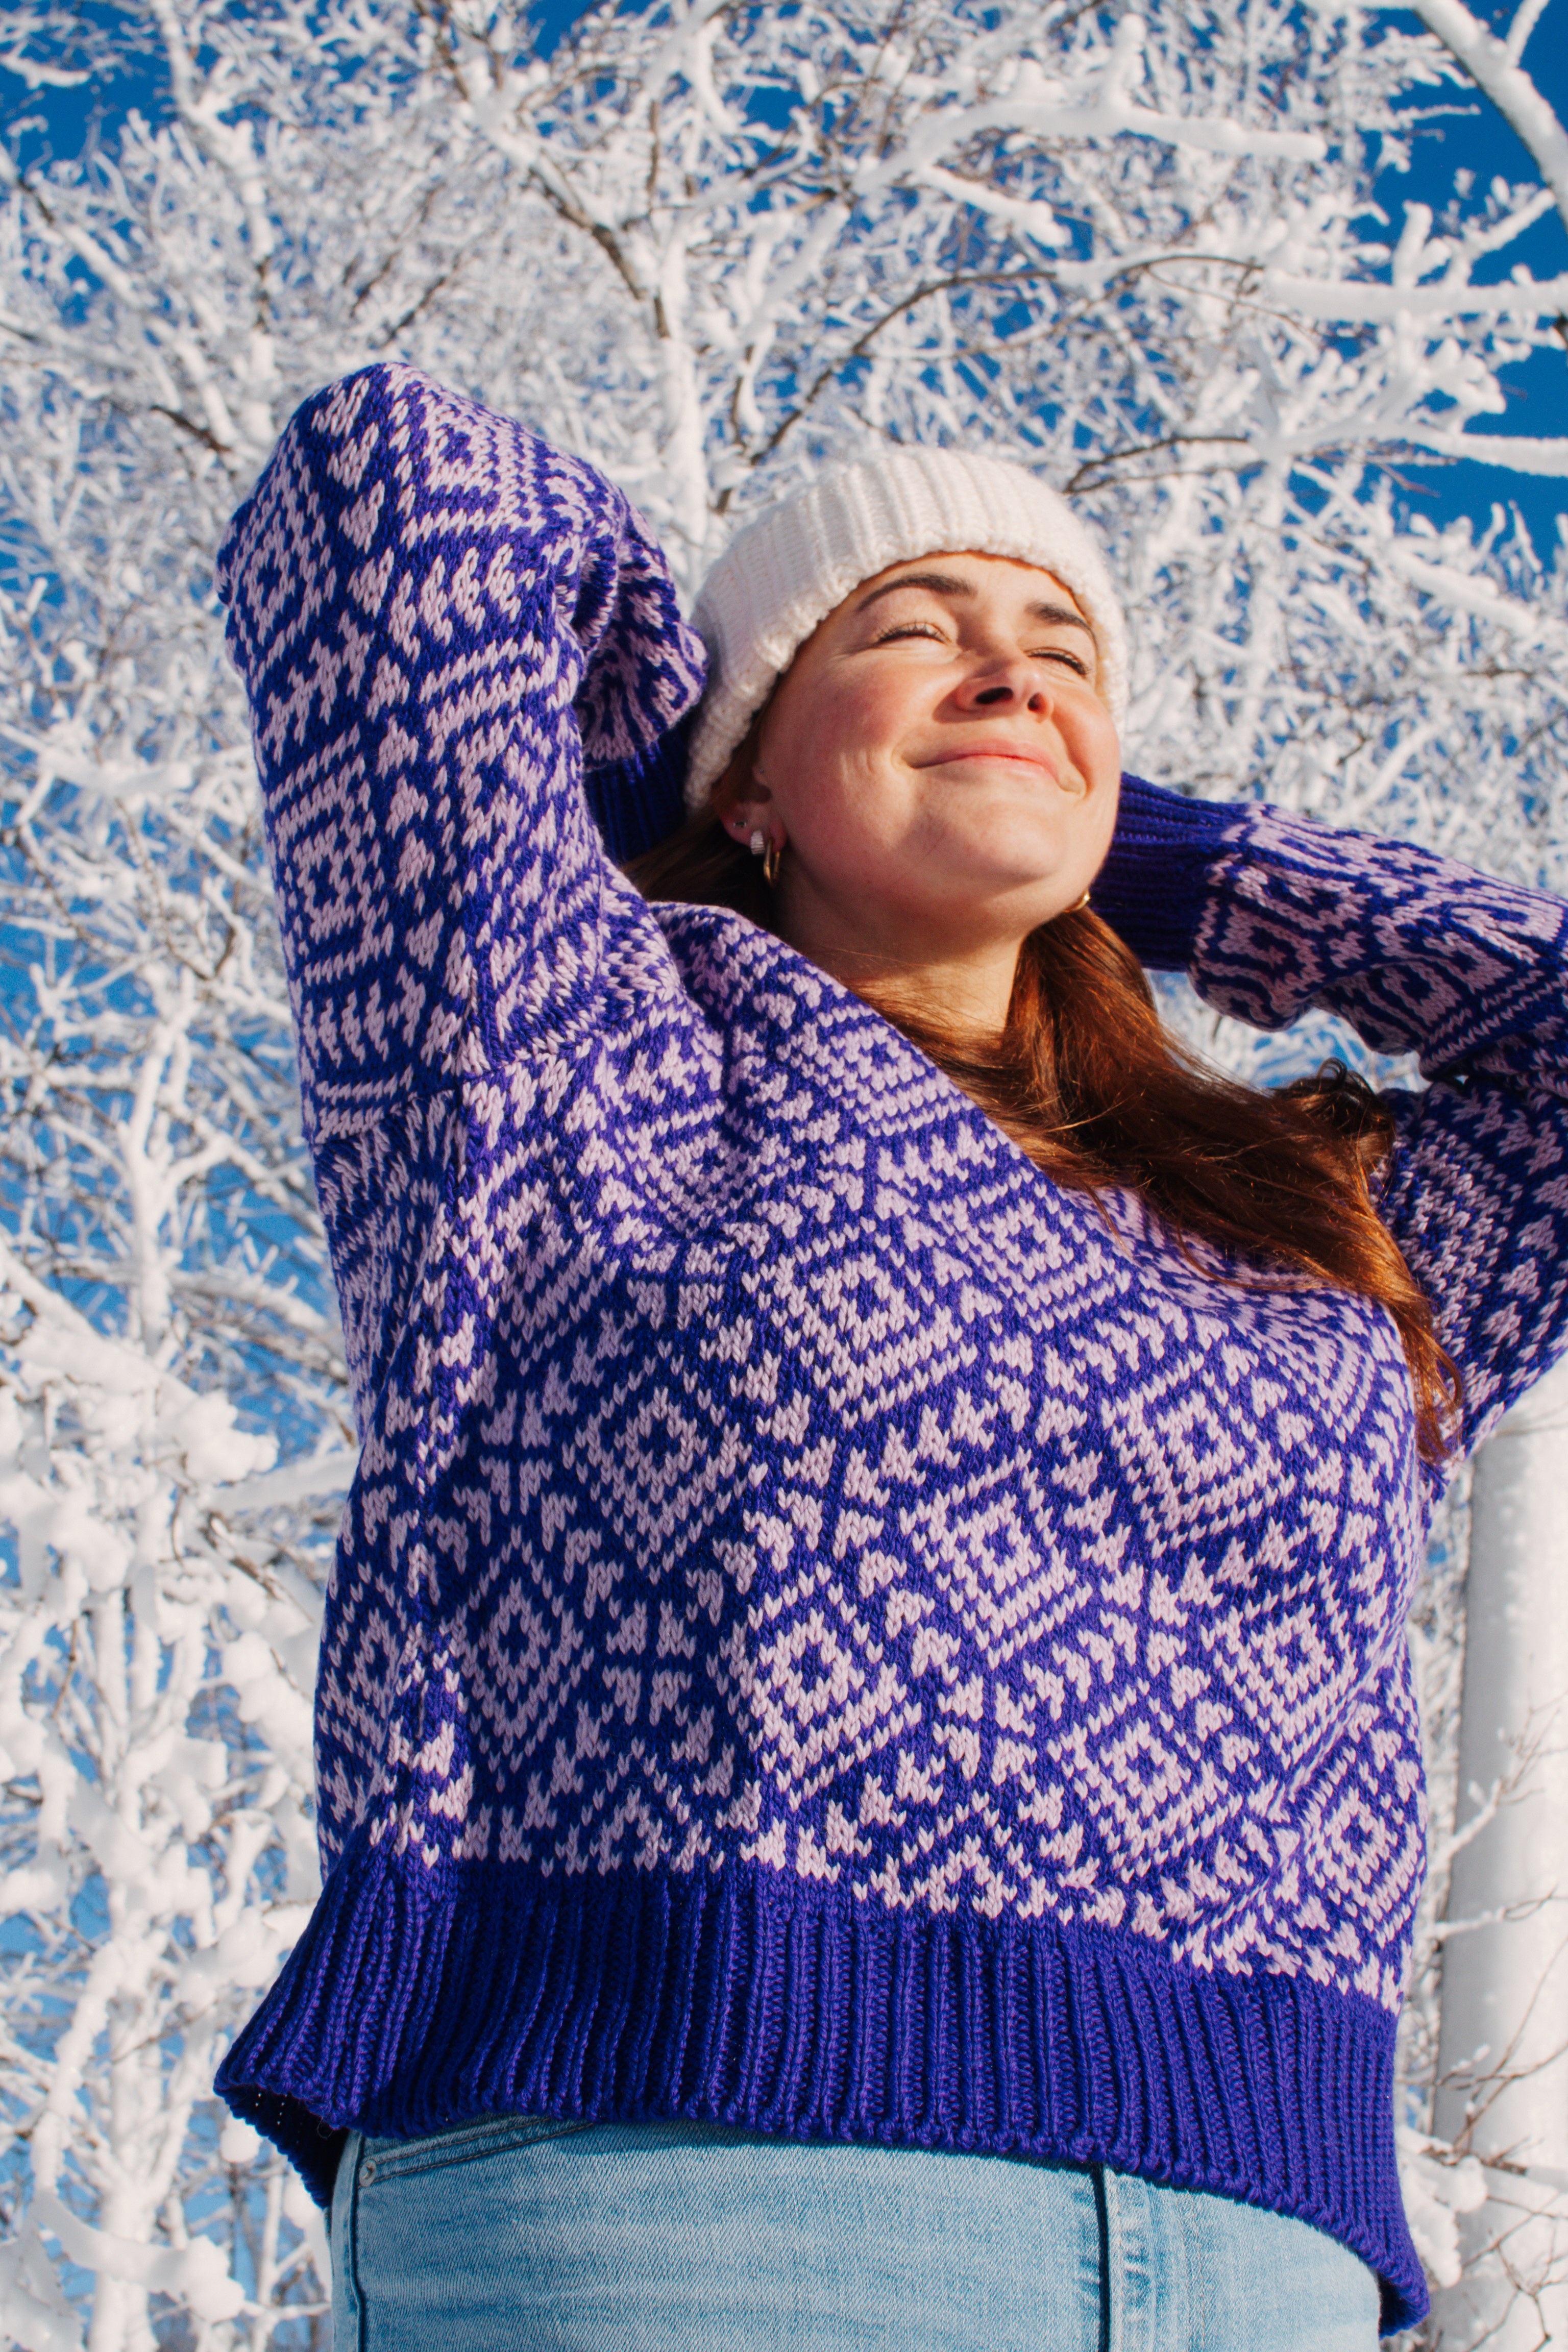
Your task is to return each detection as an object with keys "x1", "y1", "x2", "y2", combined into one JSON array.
[{"x1": 214, "y1": 365, "x2": 1568, "y2": 2330}]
